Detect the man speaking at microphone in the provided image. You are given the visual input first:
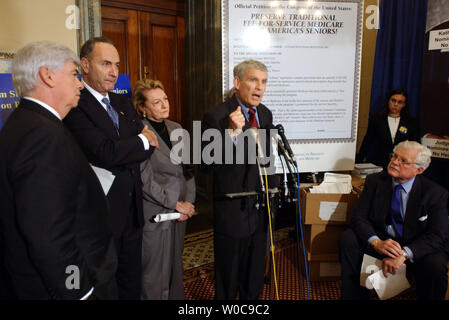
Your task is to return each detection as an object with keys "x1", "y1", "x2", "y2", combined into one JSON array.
[{"x1": 202, "y1": 60, "x2": 277, "y2": 300}]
